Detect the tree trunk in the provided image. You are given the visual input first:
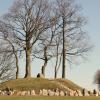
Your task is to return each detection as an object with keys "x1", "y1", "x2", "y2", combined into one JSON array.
[
  {"x1": 41, "y1": 46, "x2": 47, "y2": 77},
  {"x1": 54, "y1": 67, "x2": 57, "y2": 79},
  {"x1": 12, "y1": 45, "x2": 19, "y2": 79},
  {"x1": 41, "y1": 61, "x2": 47, "y2": 77},
  {"x1": 62, "y1": 17, "x2": 66, "y2": 79},
  {"x1": 54, "y1": 51, "x2": 58, "y2": 79},
  {"x1": 24, "y1": 32, "x2": 32, "y2": 78},
  {"x1": 62, "y1": 48, "x2": 66, "y2": 78},
  {"x1": 24, "y1": 48, "x2": 31, "y2": 78},
  {"x1": 15, "y1": 52, "x2": 19, "y2": 79},
  {"x1": 6, "y1": 40, "x2": 19, "y2": 79}
]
